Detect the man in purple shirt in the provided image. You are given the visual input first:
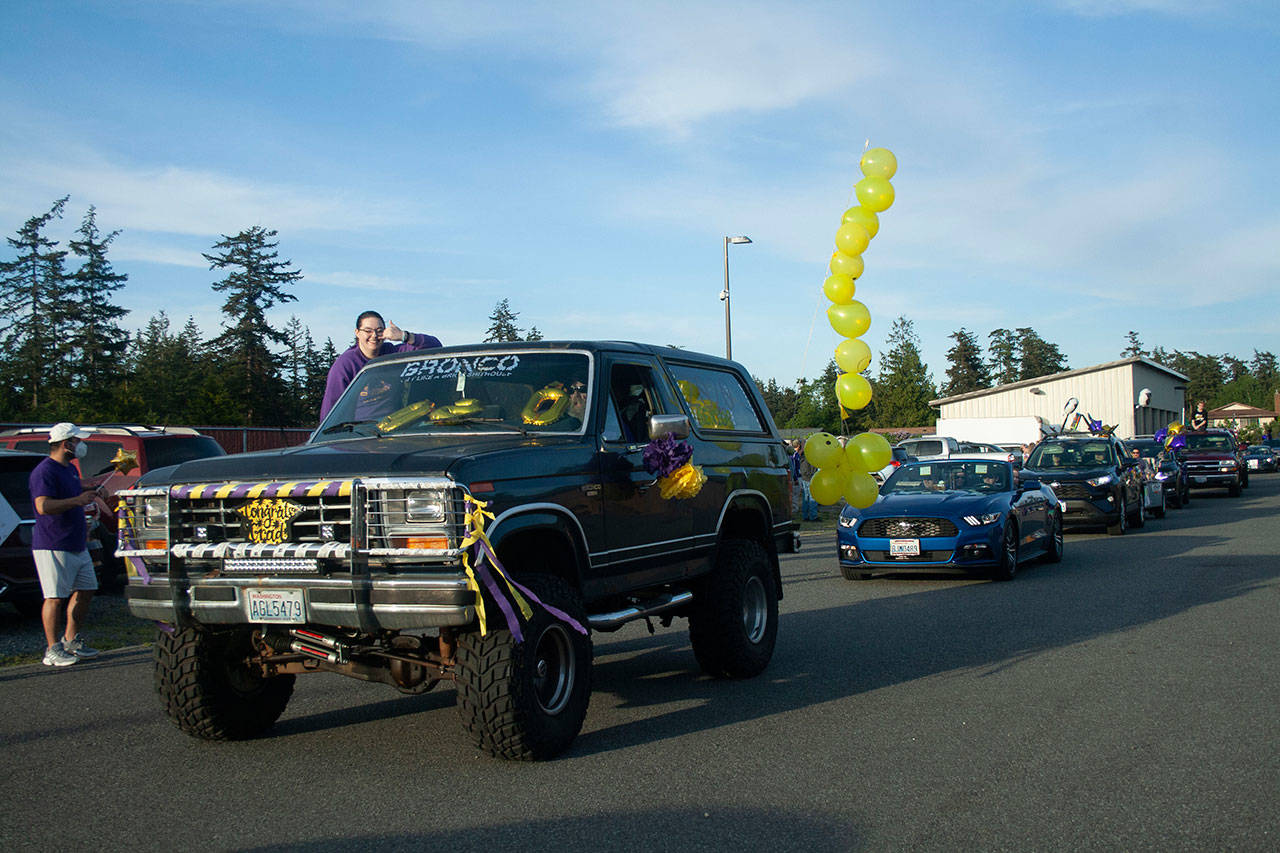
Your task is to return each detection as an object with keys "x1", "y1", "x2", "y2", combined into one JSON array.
[
  {"x1": 30, "y1": 422, "x2": 102, "y2": 667},
  {"x1": 319, "y1": 310, "x2": 442, "y2": 420}
]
